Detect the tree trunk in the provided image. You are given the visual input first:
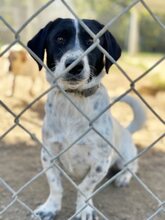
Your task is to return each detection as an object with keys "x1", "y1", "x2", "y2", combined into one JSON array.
[
  {"x1": 25, "y1": 0, "x2": 35, "y2": 42},
  {"x1": 128, "y1": 8, "x2": 140, "y2": 55}
]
